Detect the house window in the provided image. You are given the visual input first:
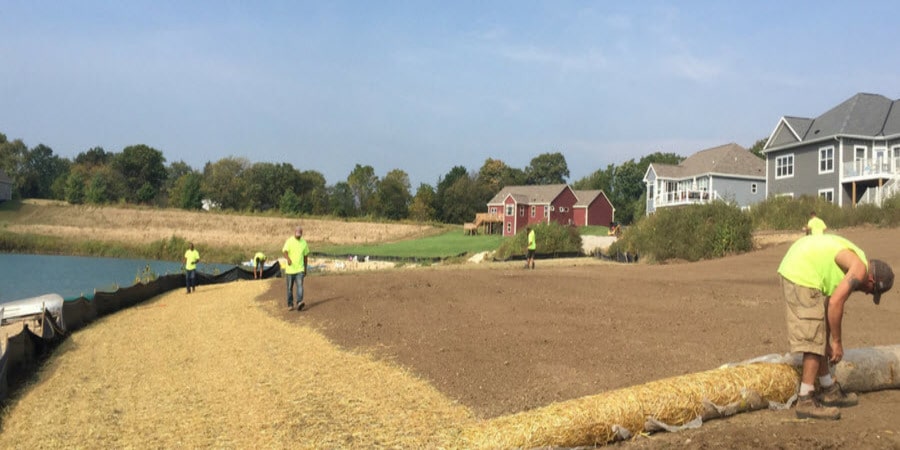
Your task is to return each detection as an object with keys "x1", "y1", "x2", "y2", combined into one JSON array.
[
  {"x1": 505, "y1": 205, "x2": 513, "y2": 216},
  {"x1": 506, "y1": 222, "x2": 511, "y2": 233},
  {"x1": 855, "y1": 146, "x2": 867, "y2": 162},
  {"x1": 818, "y1": 146, "x2": 834, "y2": 174},
  {"x1": 775, "y1": 154, "x2": 794, "y2": 179},
  {"x1": 544, "y1": 207, "x2": 549, "y2": 218},
  {"x1": 818, "y1": 188, "x2": 834, "y2": 203},
  {"x1": 531, "y1": 205, "x2": 536, "y2": 217},
  {"x1": 751, "y1": 183, "x2": 758, "y2": 194},
  {"x1": 490, "y1": 207, "x2": 497, "y2": 215},
  {"x1": 519, "y1": 206, "x2": 524, "y2": 217}
]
